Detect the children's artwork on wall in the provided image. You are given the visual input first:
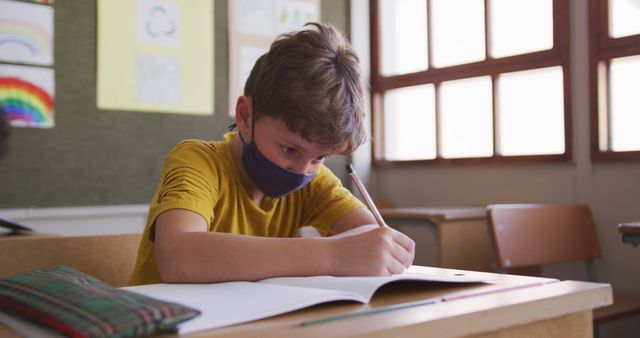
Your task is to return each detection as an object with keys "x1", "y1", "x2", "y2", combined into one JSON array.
[
  {"x1": 0, "y1": 64, "x2": 55, "y2": 128},
  {"x1": 275, "y1": 1, "x2": 318, "y2": 34},
  {"x1": 137, "y1": 0, "x2": 180, "y2": 47},
  {"x1": 228, "y1": 0, "x2": 320, "y2": 117},
  {"x1": 135, "y1": 53, "x2": 181, "y2": 104},
  {"x1": 0, "y1": 0, "x2": 54, "y2": 66},
  {"x1": 97, "y1": 0, "x2": 214, "y2": 115}
]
